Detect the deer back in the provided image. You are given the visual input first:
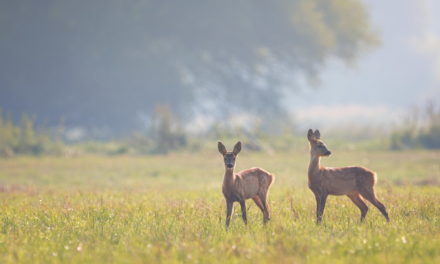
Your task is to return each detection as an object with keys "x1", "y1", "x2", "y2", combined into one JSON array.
[
  {"x1": 311, "y1": 166, "x2": 376, "y2": 195},
  {"x1": 236, "y1": 167, "x2": 274, "y2": 199}
]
